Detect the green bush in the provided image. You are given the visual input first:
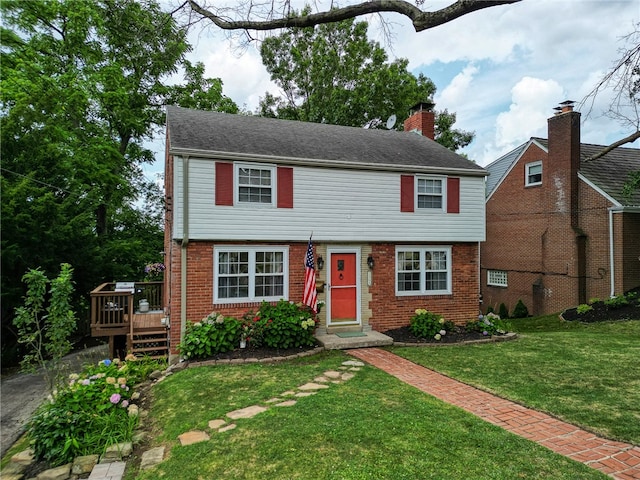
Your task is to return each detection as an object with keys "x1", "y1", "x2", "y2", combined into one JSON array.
[
  {"x1": 576, "y1": 304, "x2": 594, "y2": 315},
  {"x1": 27, "y1": 356, "x2": 163, "y2": 466},
  {"x1": 409, "y1": 309, "x2": 453, "y2": 340},
  {"x1": 258, "y1": 300, "x2": 317, "y2": 349},
  {"x1": 604, "y1": 294, "x2": 629, "y2": 309},
  {"x1": 467, "y1": 313, "x2": 510, "y2": 336},
  {"x1": 177, "y1": 313, "x2": 241, "y2": 359},
  {"x1": 511, "y1": 299, "x2": 529, "y2": 318},
  {"x1": 498, "y1": 303, "x2": 510, "y2": 319}
]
